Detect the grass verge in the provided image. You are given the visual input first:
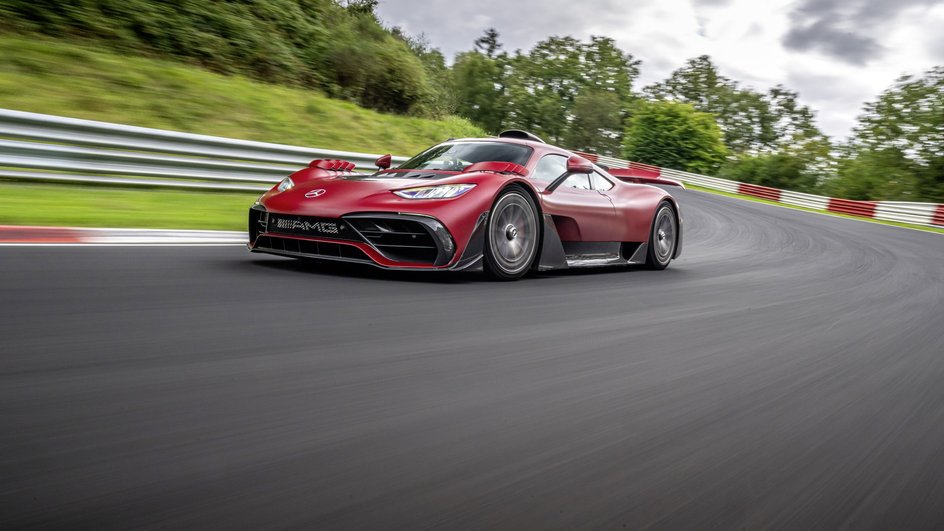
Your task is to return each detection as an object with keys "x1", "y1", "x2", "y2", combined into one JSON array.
[
  {"x1": 0, "y1": 182, "x2": 257, "y2": 231},
  {"x1": 685, "y1": 184, "x2": 944, "y2": 234}
]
